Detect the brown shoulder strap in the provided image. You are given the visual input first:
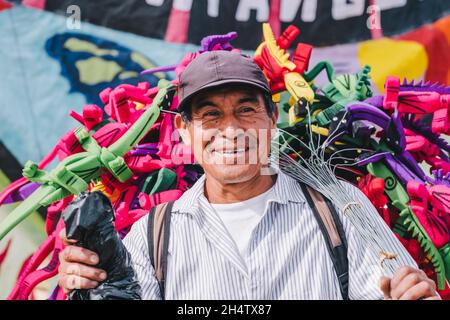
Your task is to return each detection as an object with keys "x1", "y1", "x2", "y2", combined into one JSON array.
[
  {"x1": 306, "y1": 186, "x2": 342, "y2": 247},
  {"x1": 147, "y1": 201, "x2": 174, "y2": 300},
  {"x1": 301, "y1": 184, "x2": 349, "y2": 300}
]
